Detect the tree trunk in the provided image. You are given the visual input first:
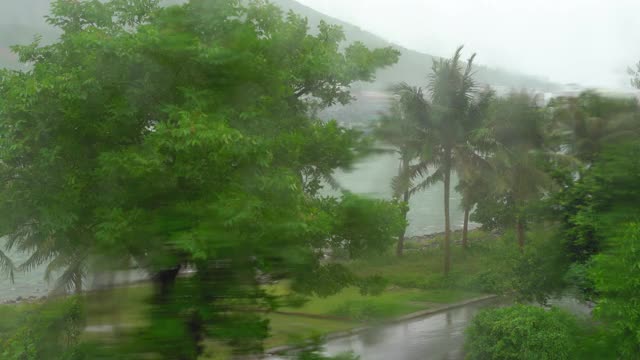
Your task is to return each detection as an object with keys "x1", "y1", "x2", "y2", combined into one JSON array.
[
  {"x1": 73, "y1": 274, "x2": 82, "y2": 295},
  {"x1": 462, "y1": 206, "x2": 470, "y2": 249},
  {"x1": 152, "y1": 265, "x2": 204, "y2": 360},
  {"x1": 516, "y1": 218, "x2": 525, "y2": 251},
  {"x1": 153, "y1": 265, "x2": 181, "y2": 304},
  {"x1": 396, "y1": 189, "x2": 410, "y2": 257},
  {"x1": 443, "y1": 151, "x2": 452, "y2": 276}
]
